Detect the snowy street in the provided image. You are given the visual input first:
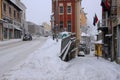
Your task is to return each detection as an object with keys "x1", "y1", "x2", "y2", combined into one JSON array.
[
  {"x1": 1, "y1": 37, "x2": 120, "y2": 80},
  {"x1": 0, "y1": 37, "x2": 47, "y2": 79}
]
